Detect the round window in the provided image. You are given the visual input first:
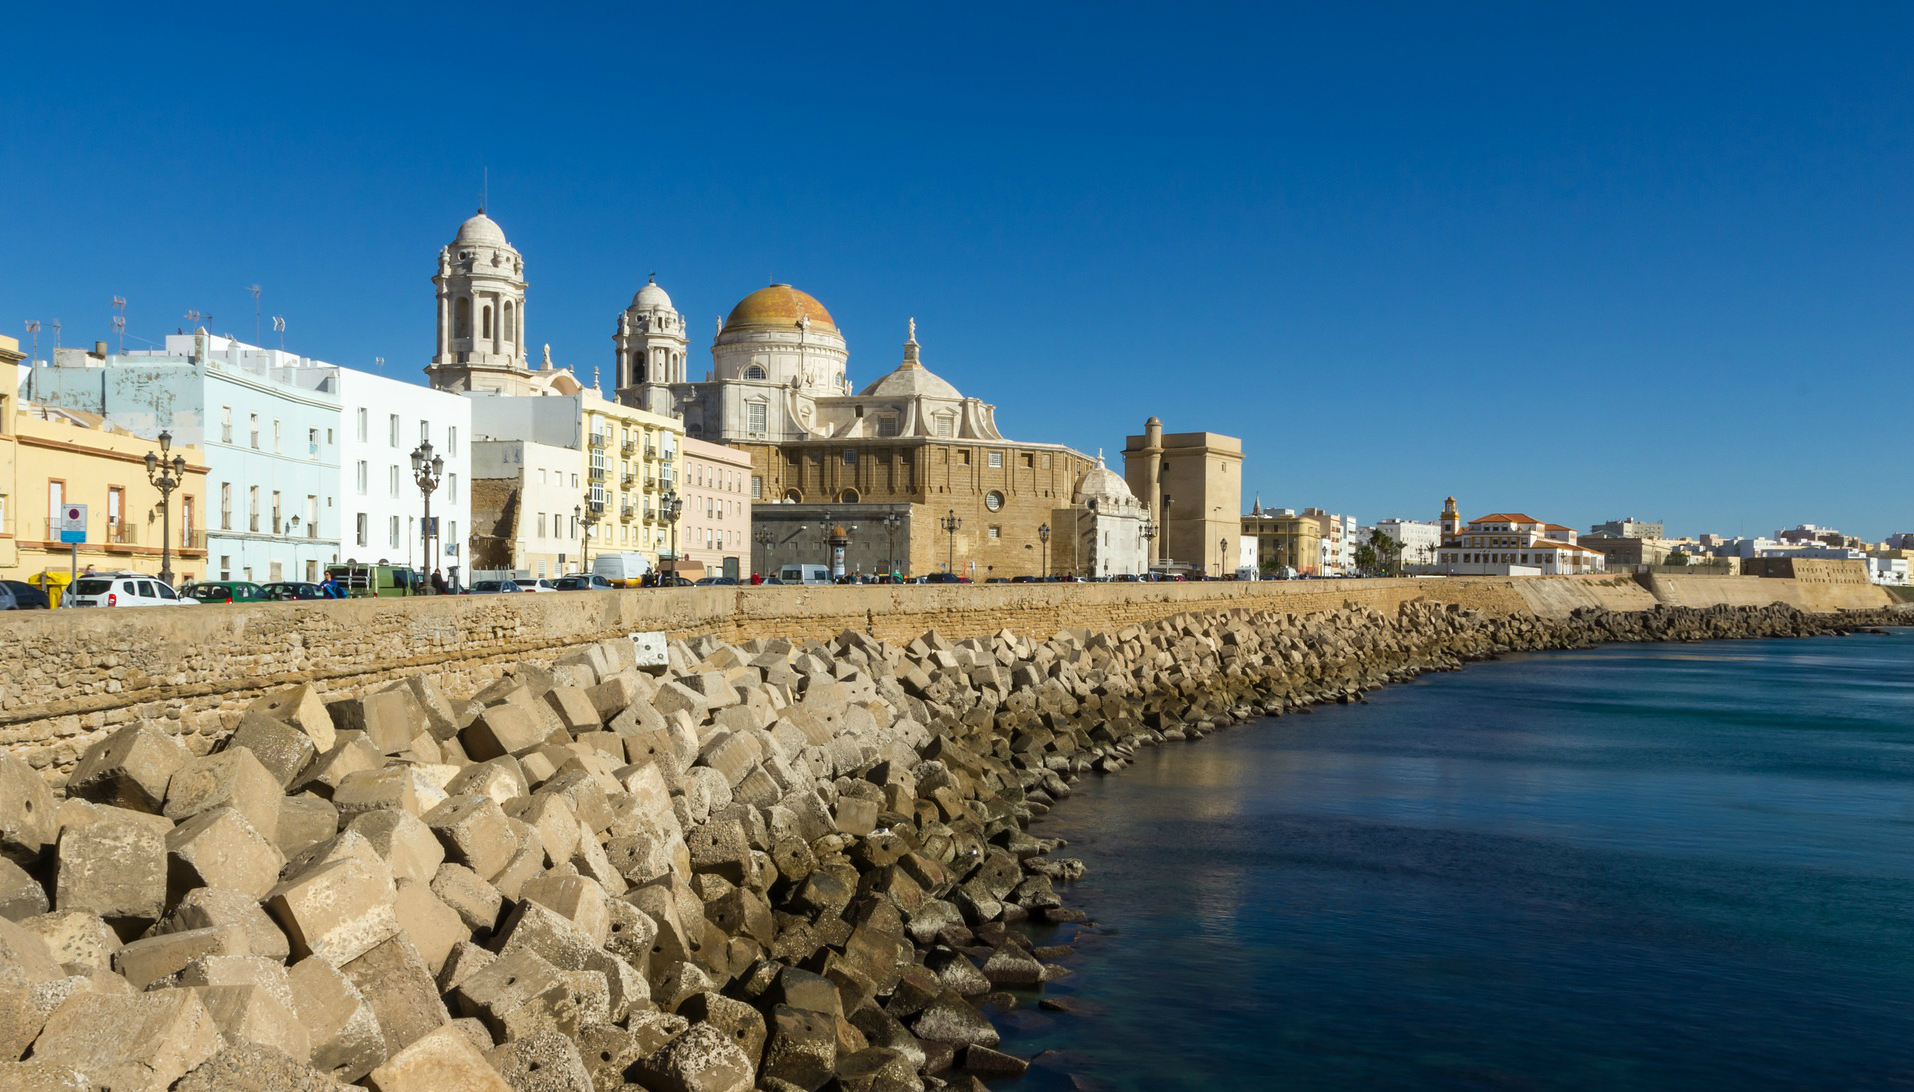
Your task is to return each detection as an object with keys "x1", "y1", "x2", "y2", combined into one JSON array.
[{"x1": 984, "y1": 491, "x2": 1004, "y2": 512}]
